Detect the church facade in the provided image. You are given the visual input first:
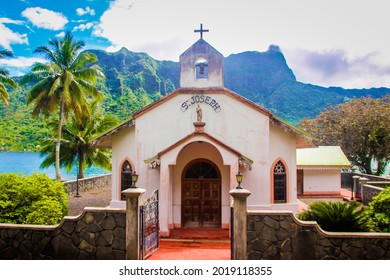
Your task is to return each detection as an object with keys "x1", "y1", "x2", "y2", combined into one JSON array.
[{"x1": 95, "y1": 34, "x2": 316, "y2": 236}]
